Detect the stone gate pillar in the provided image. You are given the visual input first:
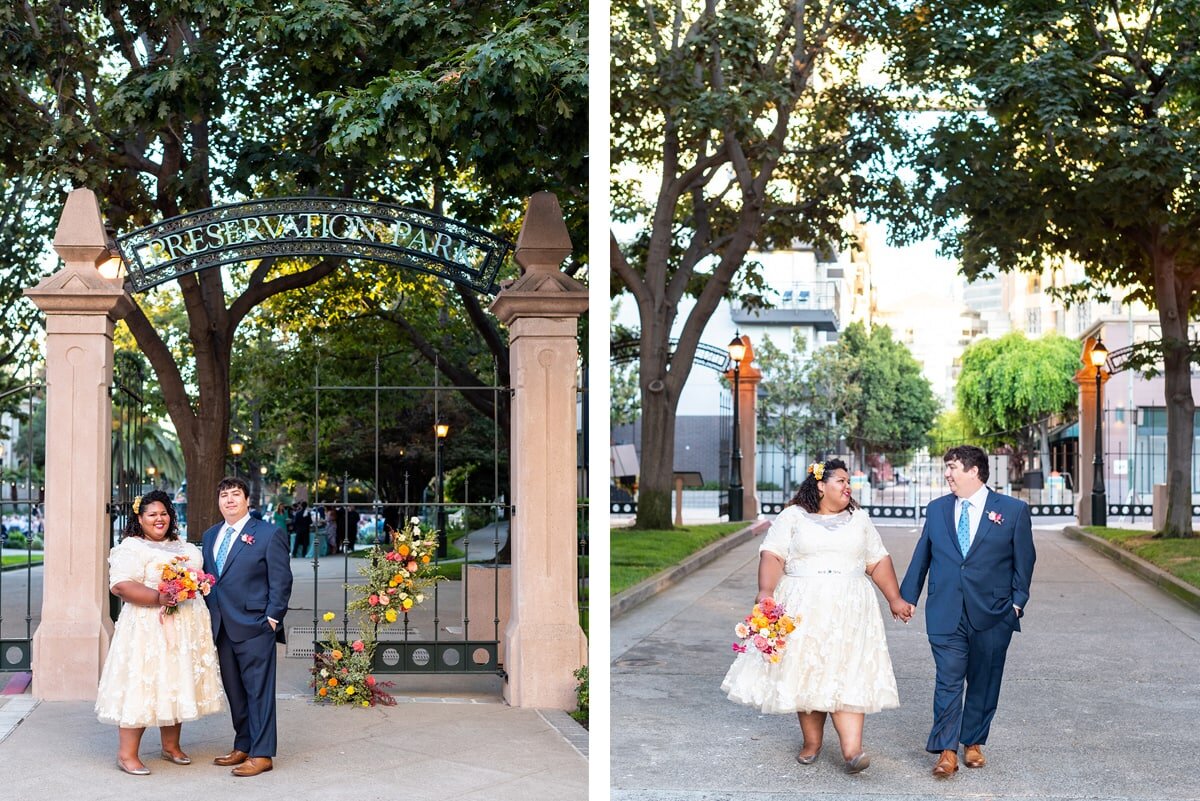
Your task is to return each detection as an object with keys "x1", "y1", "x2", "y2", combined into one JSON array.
[
  {"x1": 25, "y1": 189, "x2": 131, "y2": 700},
  {"x1": 736, "y1": 336, "x2": 762, "y2": 518},
  {"x1": 490, "y1": 192, "x2": 588, "y2": 709}
]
